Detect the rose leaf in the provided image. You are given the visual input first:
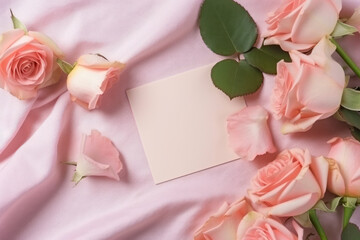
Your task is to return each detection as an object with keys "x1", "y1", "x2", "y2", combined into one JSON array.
[
  {"x1": 10, "y1": 9, "x2": 27, "y2": 33},
  {"x1": 199, "y1": 0, "x2": 258, "y2": 56},
  {"x1": 341, "y1": 88, "x2": 360, "y2": 111},
  {"x1": 342, "y1": 223, "x2": 360, "y2": 240},
  {"x1": 211, "y1": 59, "x2": 263, "y2": 99},
  {"x1": 337, "y1": 107, "x2": 360, "y2": 130},
  {"x1": 56, "y1": 59, "x2": 74, "y2": 74},
  {"x1": 244, "y1": 45, "x2": 291, "y2": 74}
]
